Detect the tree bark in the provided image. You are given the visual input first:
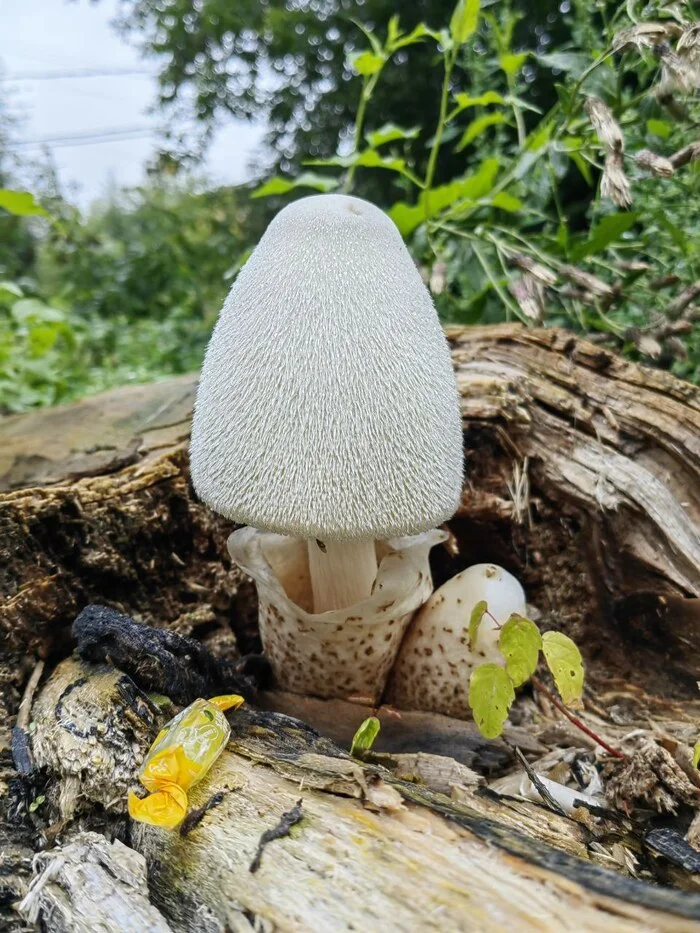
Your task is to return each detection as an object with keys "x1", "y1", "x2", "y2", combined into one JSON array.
[{"x1": 2, "y1": 323, "x2": 700, "y2": 930}]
